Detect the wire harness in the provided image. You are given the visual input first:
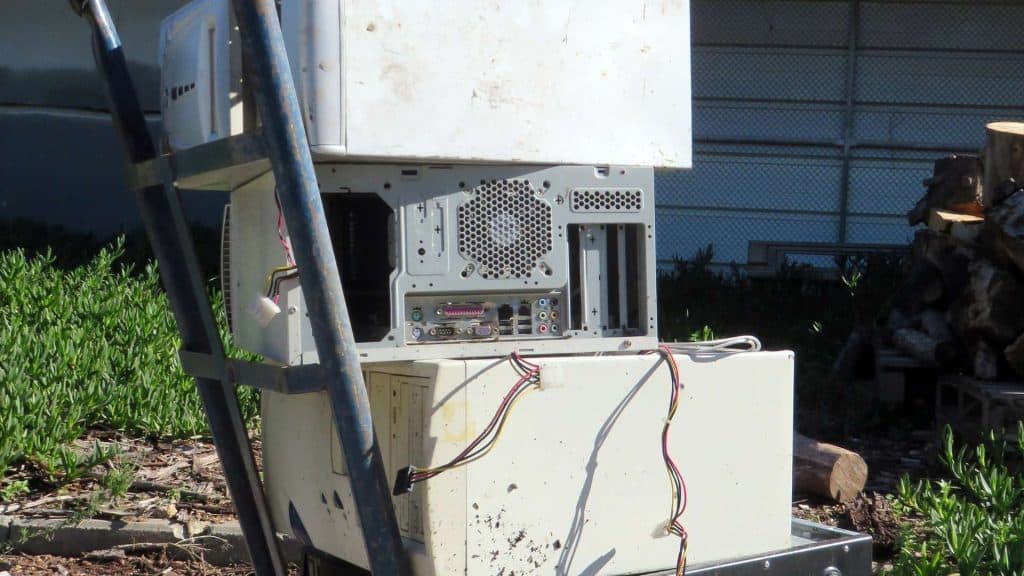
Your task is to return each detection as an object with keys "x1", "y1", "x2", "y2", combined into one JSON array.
[
  {"x1": 646, "y1": 345, "x2": 689, "y2": 575},
  {"x1": 264, "y1": 265, "x2": 299, "y2": 303},
  {"x1": 393, "y1": 353, "x2": 540, "y2": 495},
  {"x1": 392, "y1": 348, "x2": 691, "y2": 574}
]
